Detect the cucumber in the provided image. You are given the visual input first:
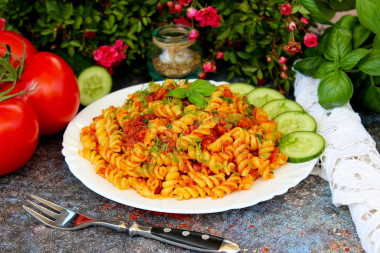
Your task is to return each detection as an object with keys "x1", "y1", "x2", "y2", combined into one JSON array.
[
  {"x1": 279, "y1": 131, "x2": 325, "y2": 163},
  {"x1": 78, "y1": 66, "x2": 113, "y2": 106},
  {"x1": 230, "y1": 82, "x2": 255, "y2": 95},
  {"x1": 246, "y1": 87, "x2": 285, "y2": 107},
  {"x1": 263, "y1": 99, "x2": 304, "y2": 119},
  {"x1": 274, "y1": 111, "x2": 317, "y2": 135}
]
